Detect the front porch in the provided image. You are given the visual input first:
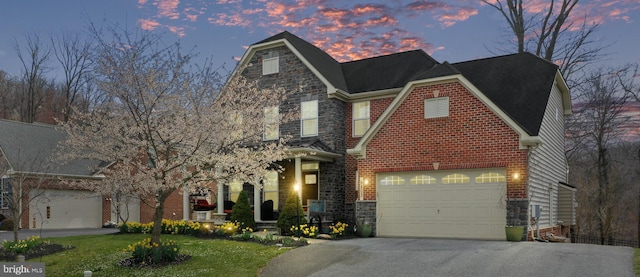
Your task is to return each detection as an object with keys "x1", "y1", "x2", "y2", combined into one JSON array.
[{"x1": 183, "y1": 146, "x2": 342, "y2": 229}]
